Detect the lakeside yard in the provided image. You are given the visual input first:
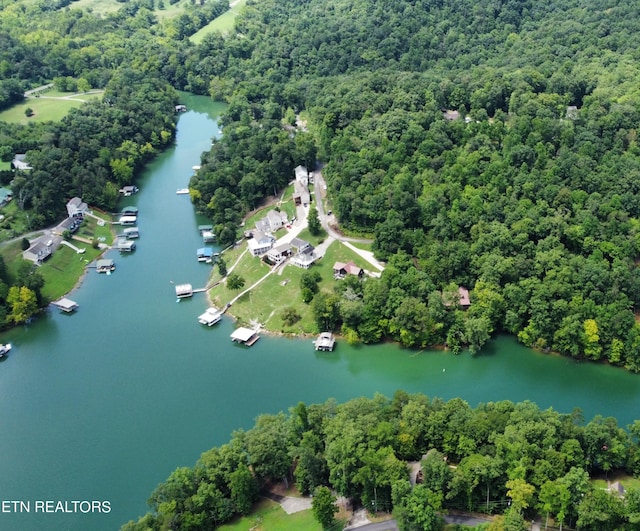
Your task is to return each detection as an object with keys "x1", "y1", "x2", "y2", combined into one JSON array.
[
  {"x1": 0, "y1": 210, "x2": 114, "y2": 303},
  {"x1": 208, "y1": 233, "x2": 372, "y2": 335}
]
